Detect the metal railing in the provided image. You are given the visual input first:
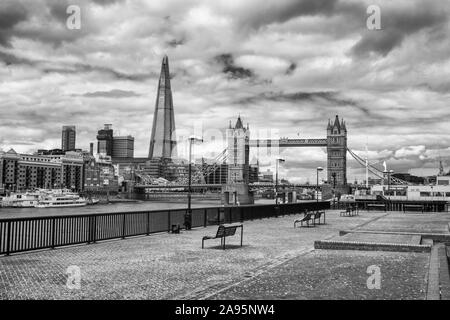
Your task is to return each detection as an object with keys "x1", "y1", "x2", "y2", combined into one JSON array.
[{"x1": 0, "y1": 201, "x2": 330, "y2": 256}]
